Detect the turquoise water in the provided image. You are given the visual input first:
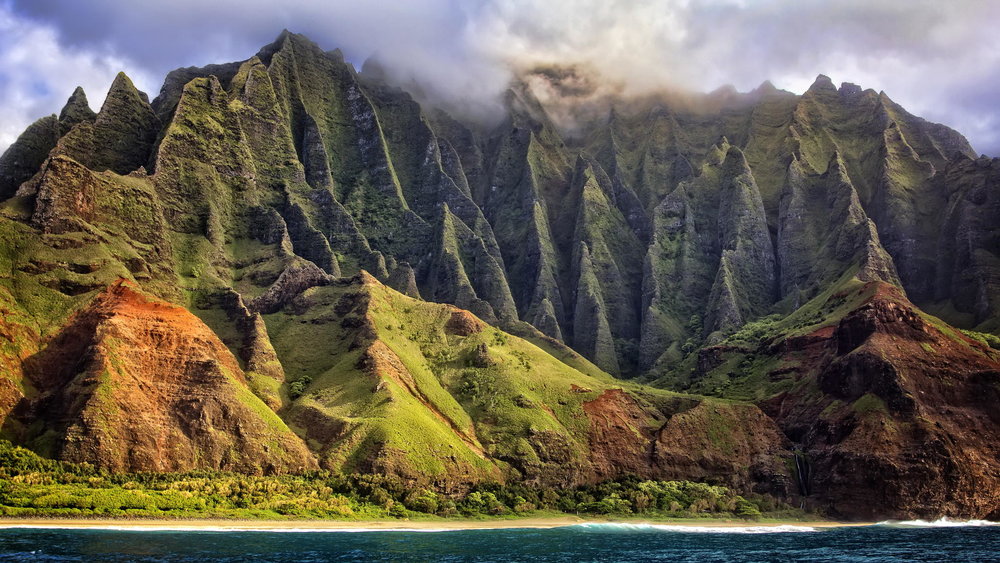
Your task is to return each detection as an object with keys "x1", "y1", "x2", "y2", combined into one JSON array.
[{"x1": 0, "y1": 521, "x2": 997, "y2": 562}]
